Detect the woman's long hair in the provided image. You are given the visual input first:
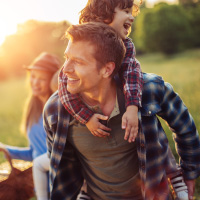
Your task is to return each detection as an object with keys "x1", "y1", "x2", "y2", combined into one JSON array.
[{"x1": 20, "y1": 72, "x2": 53, "y2": 135}]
